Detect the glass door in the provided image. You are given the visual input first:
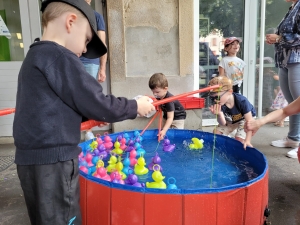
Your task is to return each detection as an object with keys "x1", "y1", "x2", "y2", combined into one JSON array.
[
  {"x1": 199, "y1": 0, "x2": 245, "y2": 123},
  {"x1": 254, "y1": 0, "x2": 291, "y2": 117},
  {"x1": 0, "y1": 0, "x2": 40, "y2": 137}
]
